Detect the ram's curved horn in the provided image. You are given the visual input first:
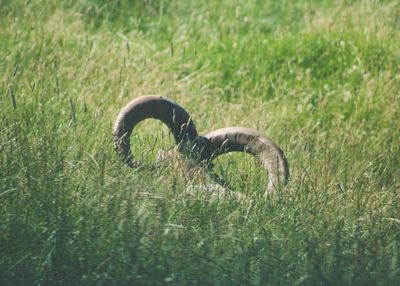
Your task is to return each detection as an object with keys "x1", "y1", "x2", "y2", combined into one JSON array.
[
  {"x1": 113, "y1": 95, "x2": 199, "y2": 166},
  {"x1": 204, "y1": 127, "x2": 289, "y2": 194}
]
